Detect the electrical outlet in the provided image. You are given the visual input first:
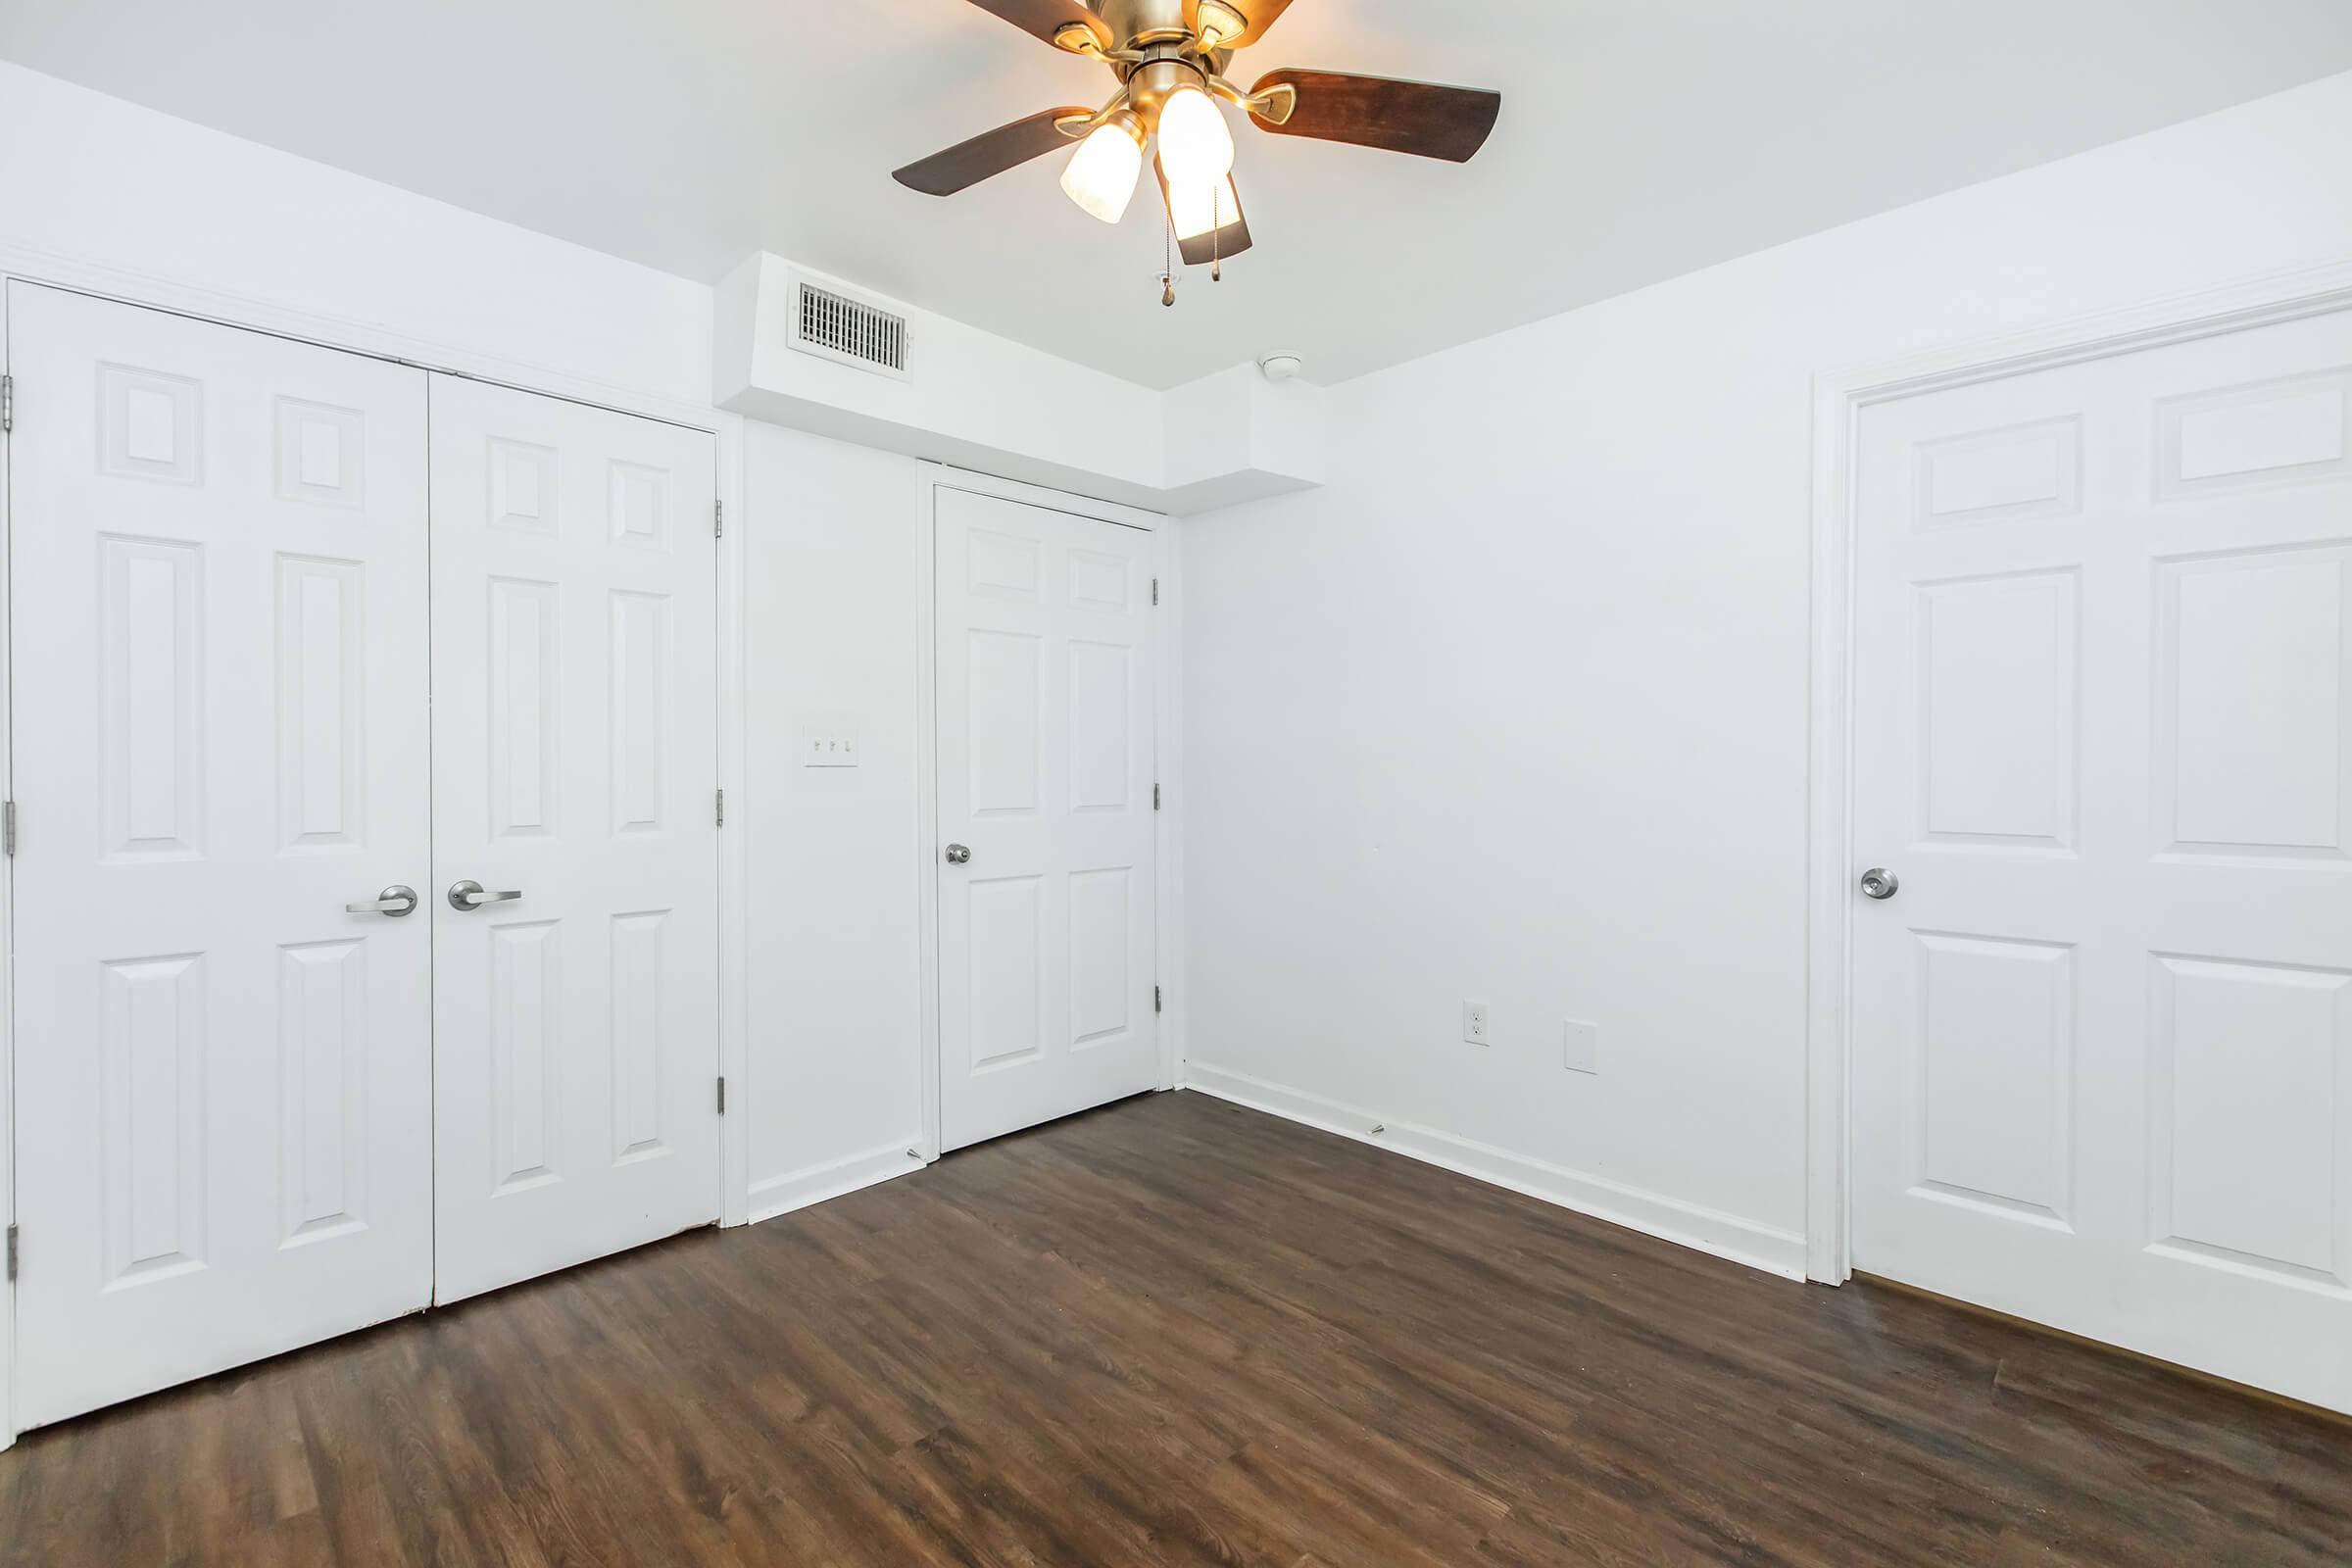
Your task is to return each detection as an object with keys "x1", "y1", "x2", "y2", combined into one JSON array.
[
  {"x1": 1463, "y1": 1001, "x2": 1492, "y2": 1047},
  {"x1": 1563, "y1": 1019, "x2": 1599, "y2": 1076}
]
